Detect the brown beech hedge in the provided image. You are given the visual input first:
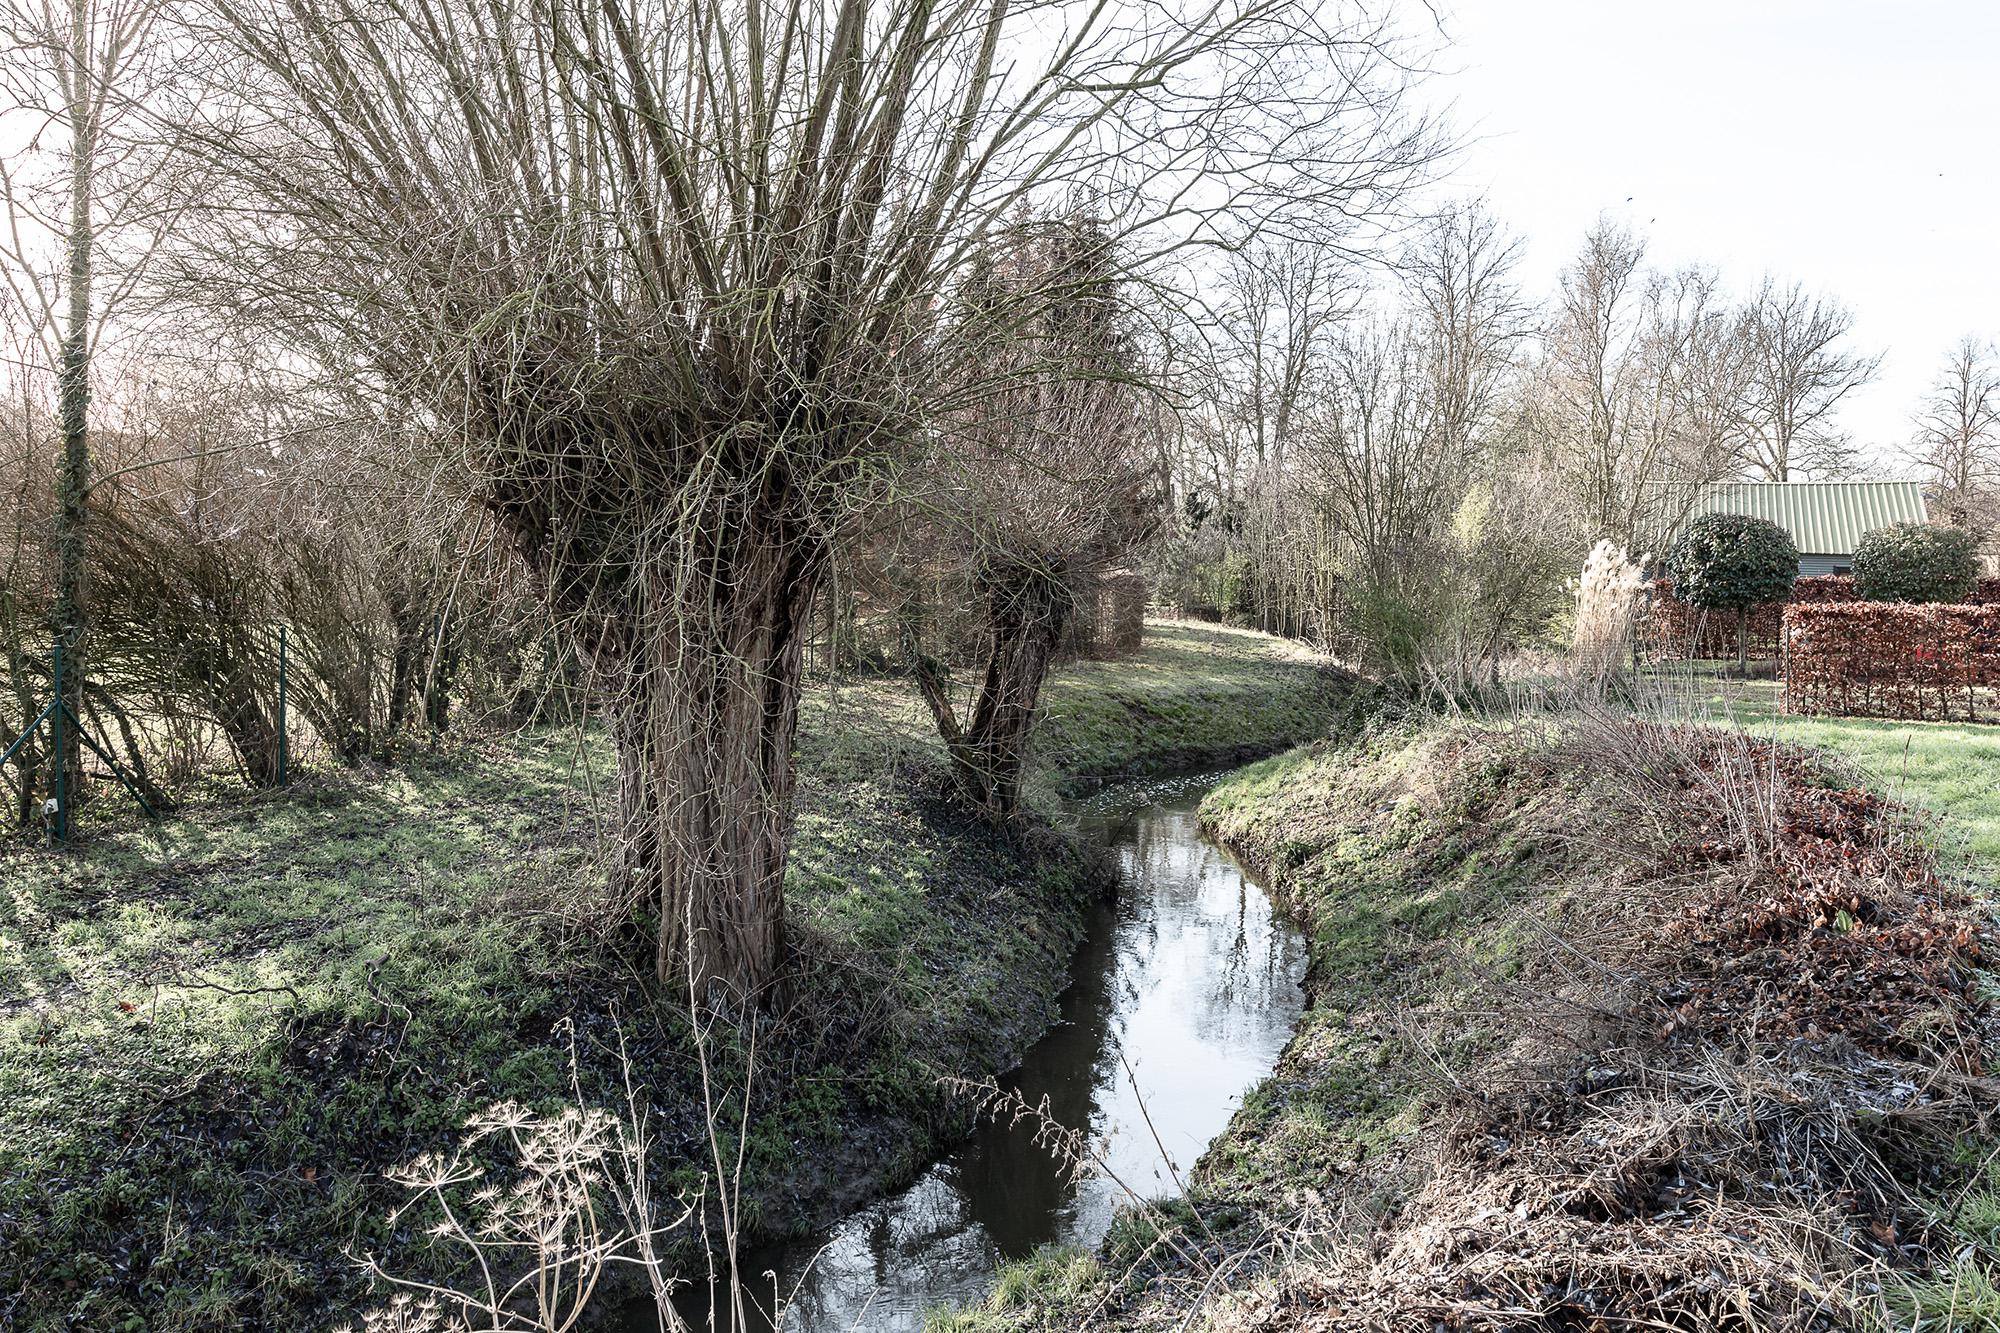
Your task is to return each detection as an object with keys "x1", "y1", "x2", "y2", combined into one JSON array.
[
  {"x1": 1648, "y1": 575, "x2": 2000, "y2": 663},
  {"x1": 1647, "y1": 575, "x2": 1856, "y2": 661},
  {"x1": 1783, "y1": 602, "x2": 2000, "y2": 721}
]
